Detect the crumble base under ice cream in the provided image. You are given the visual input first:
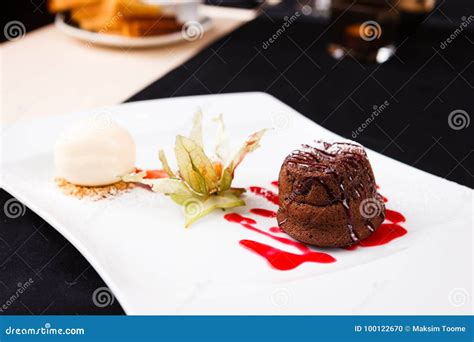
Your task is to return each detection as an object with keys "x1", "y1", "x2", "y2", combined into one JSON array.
[{"x1": 55, "y1": 177, "x2": 134, "y2": 200}]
